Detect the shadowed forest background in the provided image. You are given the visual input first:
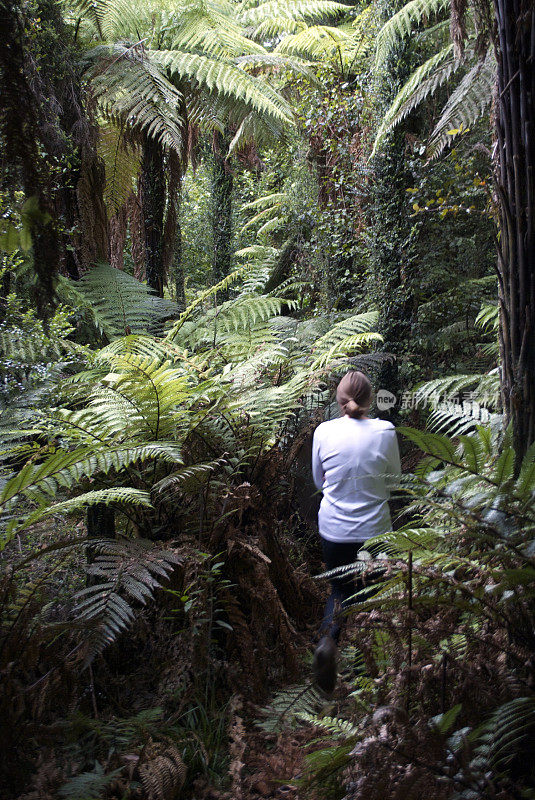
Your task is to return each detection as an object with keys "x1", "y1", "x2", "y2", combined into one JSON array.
[{"x1": 1, "y1": 0, "x2": 535, "y2": 798}]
